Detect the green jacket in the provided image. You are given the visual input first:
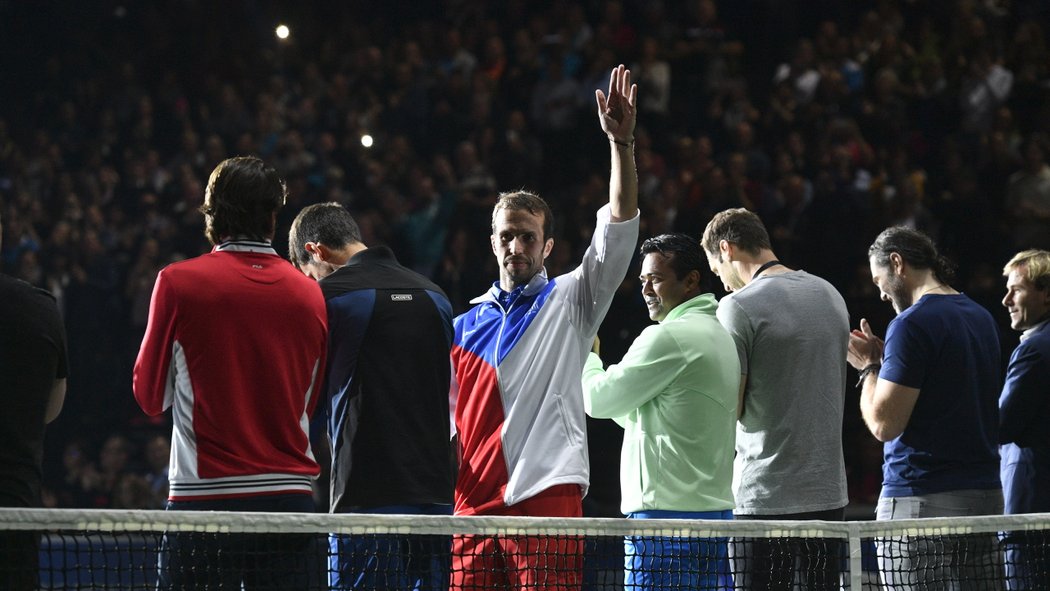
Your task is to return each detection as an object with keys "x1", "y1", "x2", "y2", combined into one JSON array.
[{"x1": 583, "y1": 293, "x2": 740, "y2": 514}]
